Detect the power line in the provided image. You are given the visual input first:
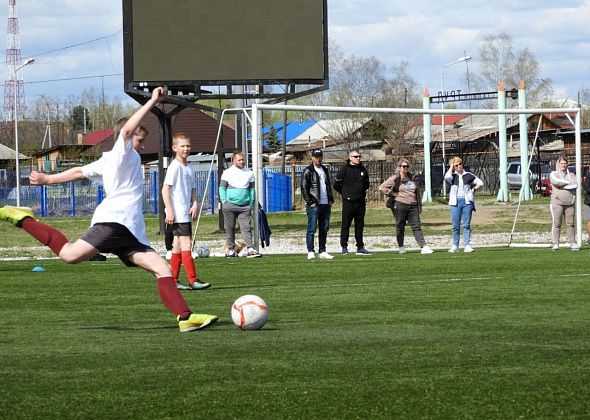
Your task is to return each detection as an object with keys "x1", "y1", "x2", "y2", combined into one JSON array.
[
  {"x1": 1, "y1": 29, "x2": 122, "y2": 65},
  {"x1": 24, "y1": 73, "x2": 122, "y2": 84}
]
